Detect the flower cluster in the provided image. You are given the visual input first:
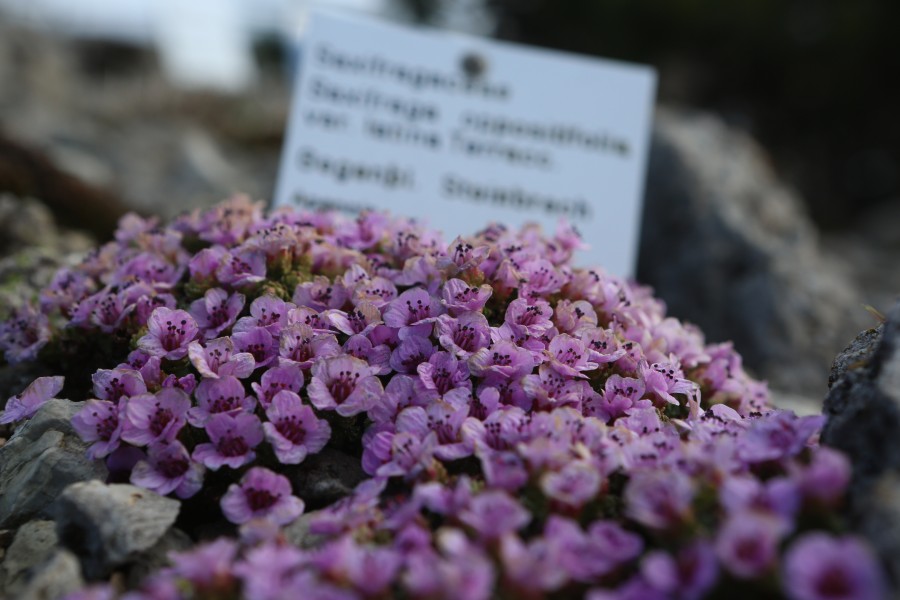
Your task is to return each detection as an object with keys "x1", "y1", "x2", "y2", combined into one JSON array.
[{"x1": 1, "y1": 195, "x2": 886, "y2": 599}]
